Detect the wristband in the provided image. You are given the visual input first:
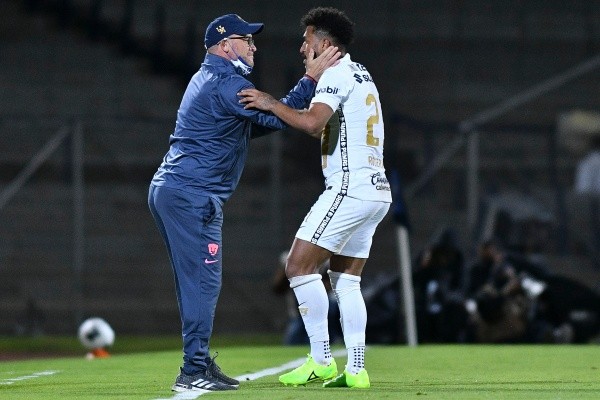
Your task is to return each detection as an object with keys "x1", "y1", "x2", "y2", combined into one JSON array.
[{"x1": 303, "y1": 74, "x2": 317, "y2": 84}]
